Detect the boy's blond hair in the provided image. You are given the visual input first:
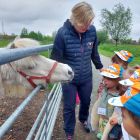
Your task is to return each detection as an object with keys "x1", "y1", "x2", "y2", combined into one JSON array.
[{"x1": 70, "y1": 2, "x2": 95, "y2": 26}]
